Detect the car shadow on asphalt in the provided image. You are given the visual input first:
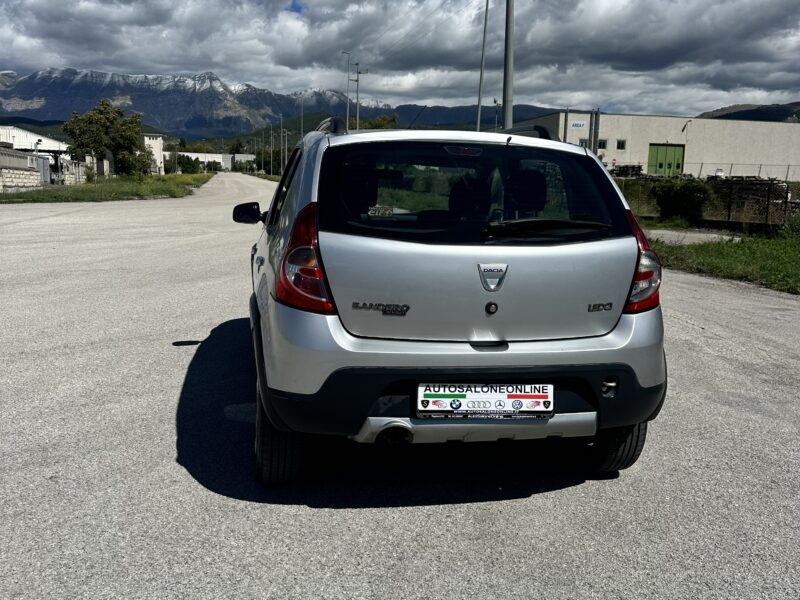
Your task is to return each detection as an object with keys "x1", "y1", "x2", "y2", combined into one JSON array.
[{"x1": 175, "y1": 318, "x2": 606, "y2": 508}]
